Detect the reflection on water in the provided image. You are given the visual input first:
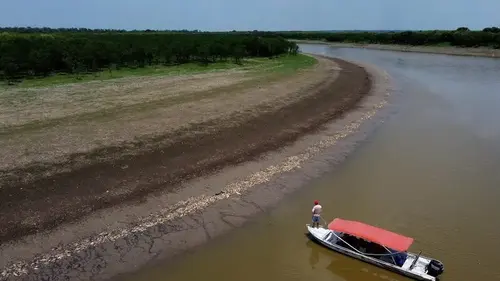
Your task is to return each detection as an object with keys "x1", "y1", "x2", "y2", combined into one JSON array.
[
  {"x1": 307, "y1": 240, "x2": 320, "y2": 269},
  {"x1": 123, "y1": 45, "x2": 500, "y2": 281},
  {"x1": 307, "y1": 239, "x2": 405, "y2": 281}
]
